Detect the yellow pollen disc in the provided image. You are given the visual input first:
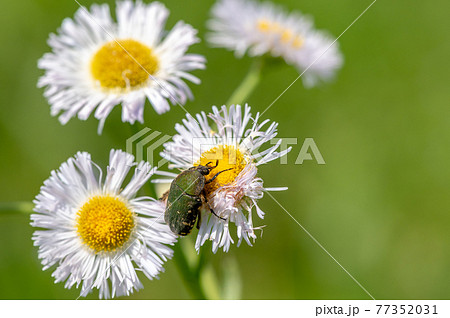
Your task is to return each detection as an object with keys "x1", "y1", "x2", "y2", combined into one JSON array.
[
  {"x1": 292, "y1": 36, "x2": 304, "y2": 49},
  {"x1": 196, "y1": 145, "x2": 247, "y2": 194},
  {"x1": 256, "y1": 19, "x2": 304, "y2": 49},
  {"x1": 257, "y1": 20, "x2": 271, "y2": 32},
  {"x1": 76, "y1": 195, "x2": 134, "y2": 253},
  {"x1": 281, "y1": 29, "x2": 293, "y2": 43},
  {"x1": 90, "y1": 39, "x2": 159, "y2": 91}
]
